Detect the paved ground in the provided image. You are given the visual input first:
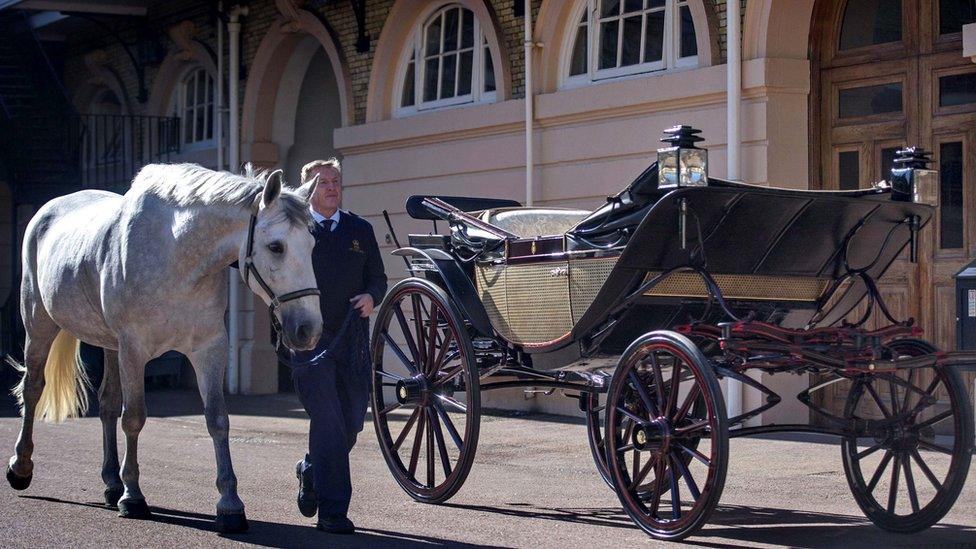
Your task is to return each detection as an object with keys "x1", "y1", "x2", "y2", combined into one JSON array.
[{"x1": 0, "y1": 389, "x2": 973, "y2": 548}]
